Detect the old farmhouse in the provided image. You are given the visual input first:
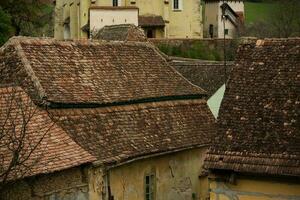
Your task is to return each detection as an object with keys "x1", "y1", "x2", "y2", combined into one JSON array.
[{"x1": 0, "y1": 37, "x2": 215, "y2": 200}]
